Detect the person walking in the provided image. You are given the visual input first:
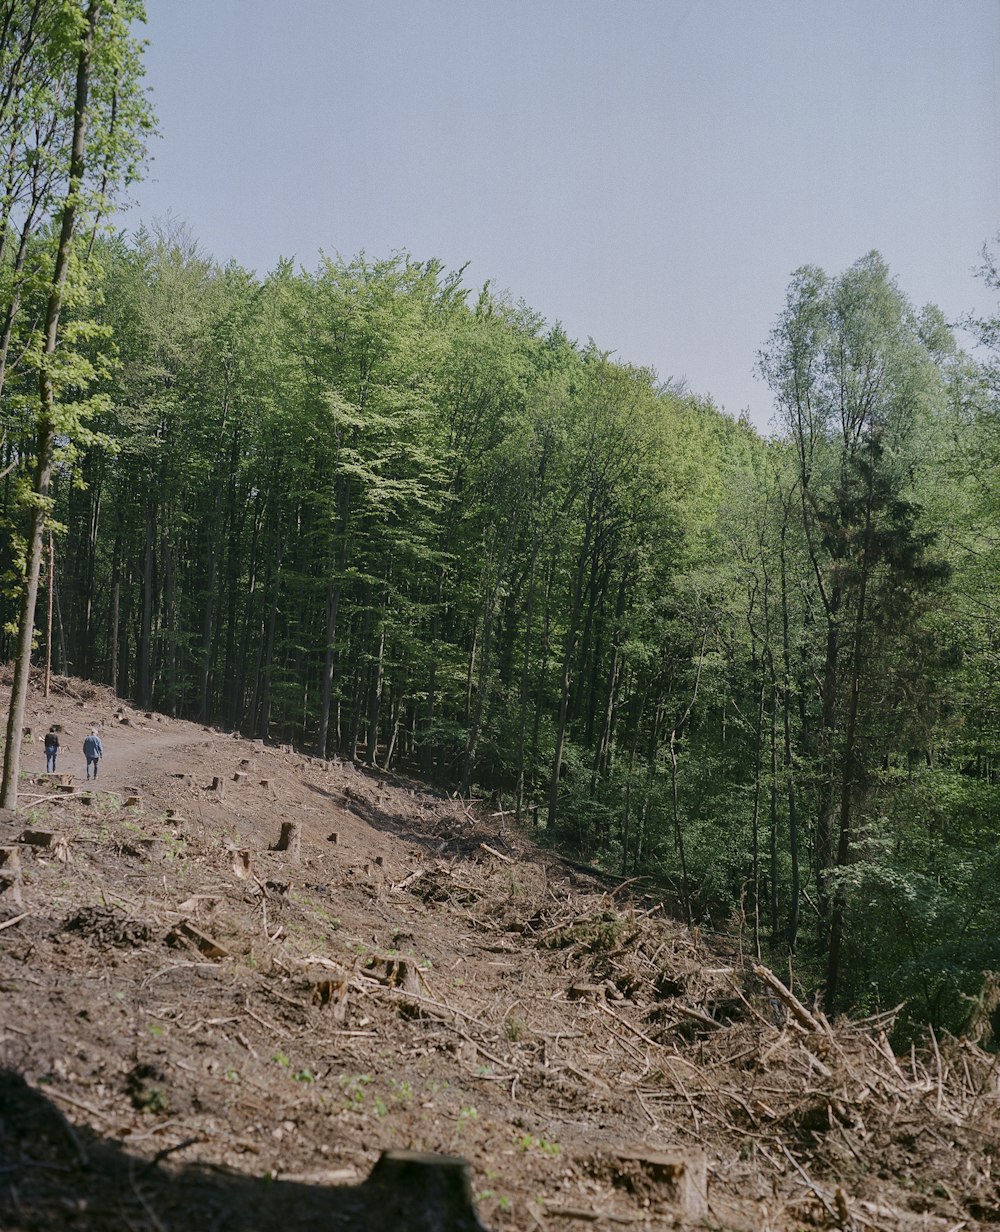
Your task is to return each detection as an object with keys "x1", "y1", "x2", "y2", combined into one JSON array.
[
  {"x1": 43, "y1": 726, "x2": 59, "y2": 772},
  {"x1": 83, "y1": 728, "x2": 103, "y2": 780}
]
